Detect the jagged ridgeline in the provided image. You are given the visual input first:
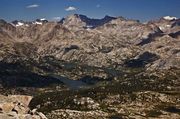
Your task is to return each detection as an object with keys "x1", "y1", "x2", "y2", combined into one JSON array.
[{"x1": 0, "y1": 15, "x2": 180, "y2": 119}]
